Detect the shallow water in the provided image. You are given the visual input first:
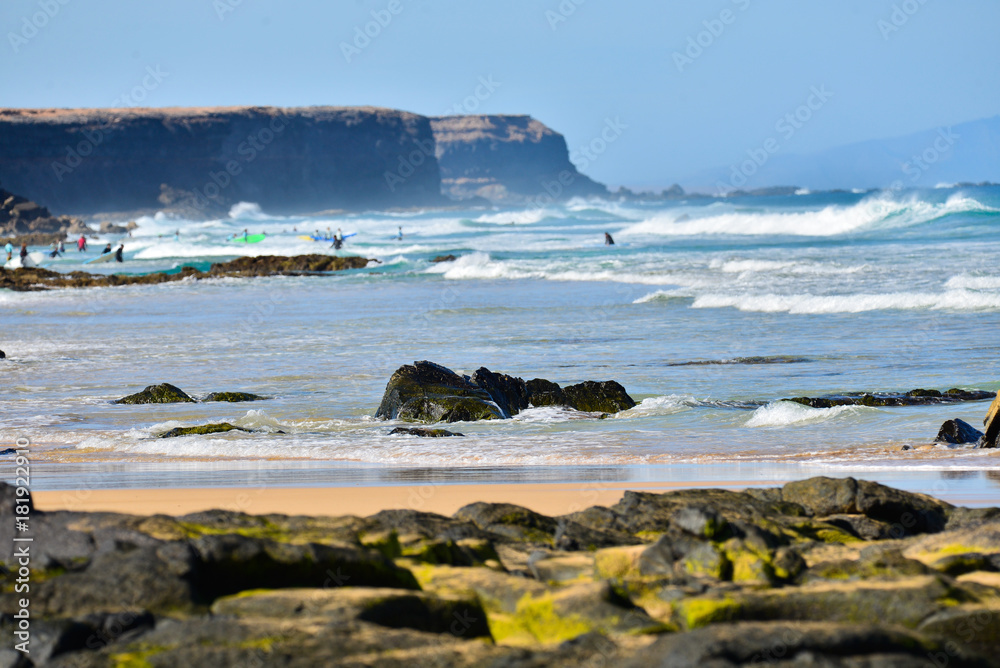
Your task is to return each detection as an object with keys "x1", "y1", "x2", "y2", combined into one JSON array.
[{"x1": 3, "y1": 187, "x2": 1000, "y2": 502}]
